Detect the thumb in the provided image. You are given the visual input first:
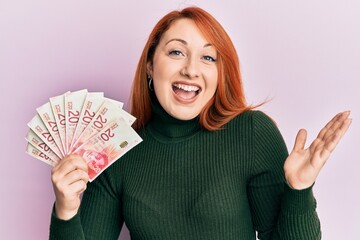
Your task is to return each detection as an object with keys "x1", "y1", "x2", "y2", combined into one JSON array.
[{"x1": 293, "y1": 129, "x2": 307, "y2": 152}]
